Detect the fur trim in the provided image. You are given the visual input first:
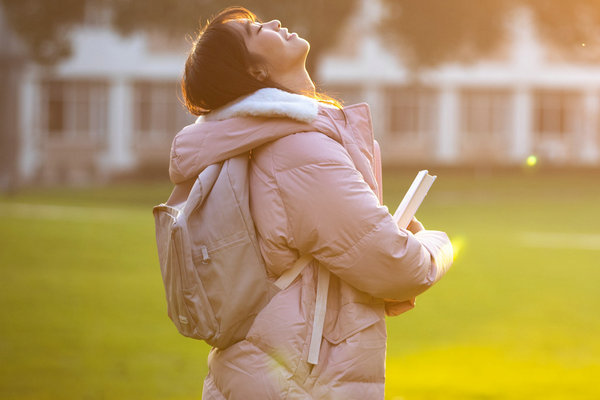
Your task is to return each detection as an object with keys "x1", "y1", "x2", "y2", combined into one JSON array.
[{"x1": 202, "y1": 88, "x2": 319, "y2": 123}]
